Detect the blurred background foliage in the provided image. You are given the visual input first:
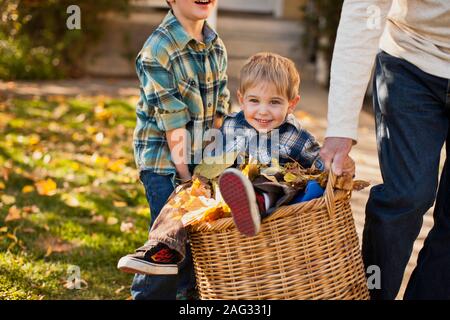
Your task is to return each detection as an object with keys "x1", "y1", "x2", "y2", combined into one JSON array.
[
  {"x1": 302, "y1": 0, "x2": 344, "y2": 85},
  {"x1": 0, "y1": 0, "x2": 130, "y2": 80}
]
